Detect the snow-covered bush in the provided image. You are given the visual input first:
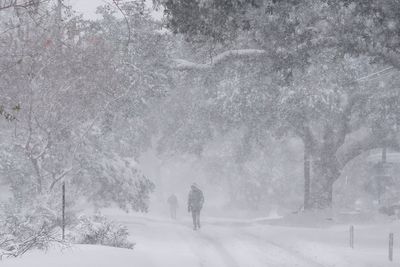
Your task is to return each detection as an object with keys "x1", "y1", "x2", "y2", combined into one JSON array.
[
  {"x1": 72, "y1": 214, "x2": 134, "y2": 249},
  {"x1": 0, "y1": 198, "x2": 63, "y2": 259}
]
